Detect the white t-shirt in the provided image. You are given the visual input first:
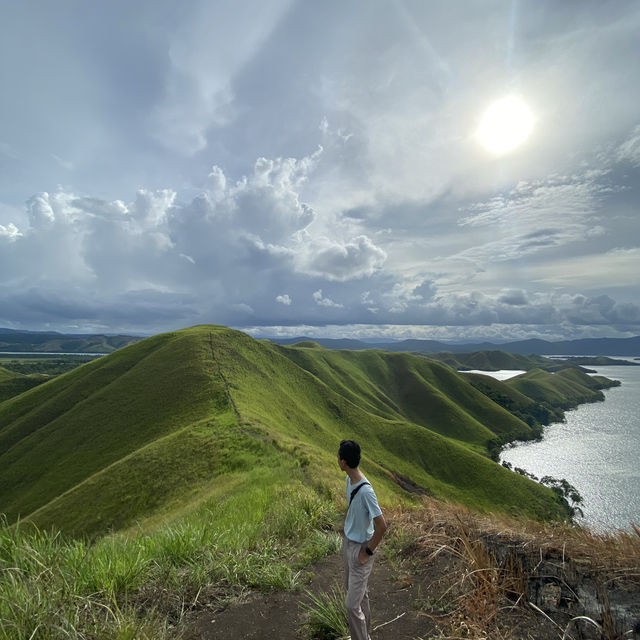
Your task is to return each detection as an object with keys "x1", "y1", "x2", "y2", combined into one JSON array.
[{"x1": 344, "y1": 475, "x2": 382, "y2": 543}]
